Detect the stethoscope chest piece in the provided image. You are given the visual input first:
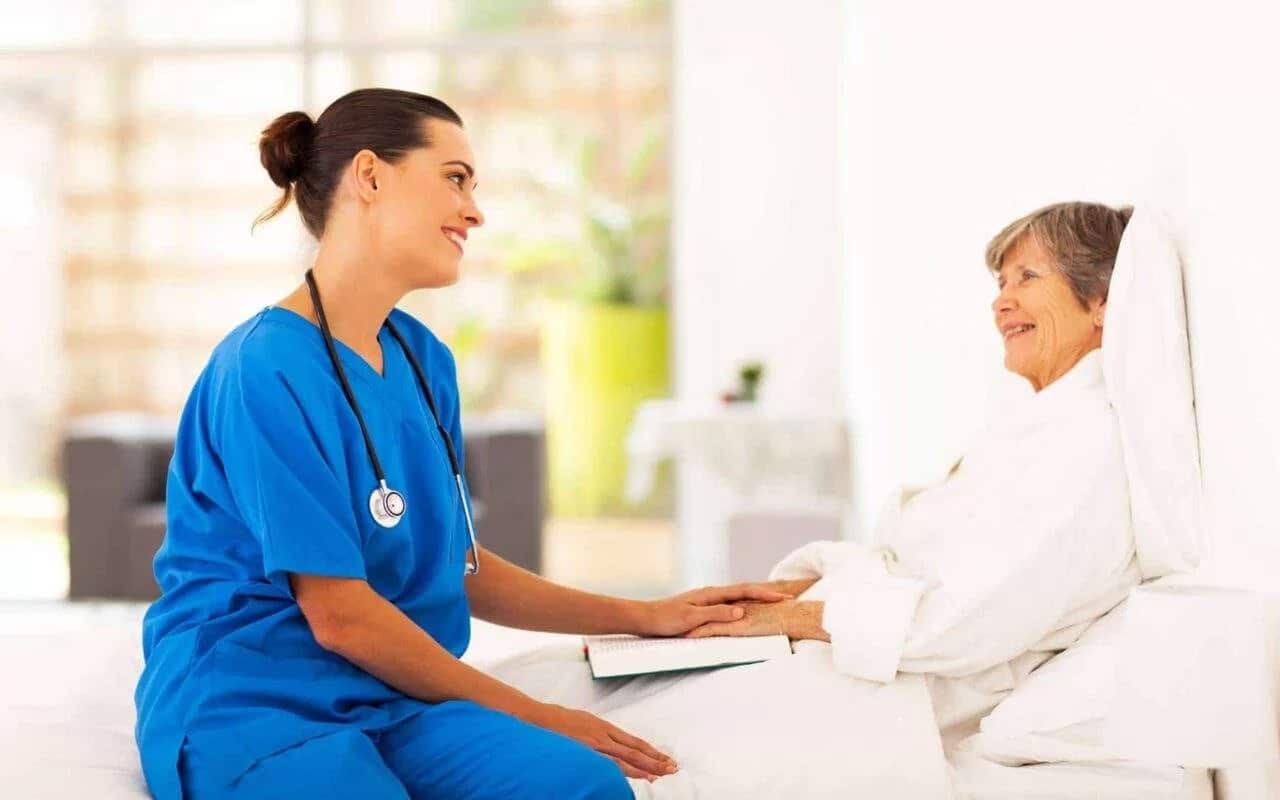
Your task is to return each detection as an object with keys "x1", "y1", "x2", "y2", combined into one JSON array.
[{"x1": 369, "y1": 482, "x2": 406, "y2": 529}]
